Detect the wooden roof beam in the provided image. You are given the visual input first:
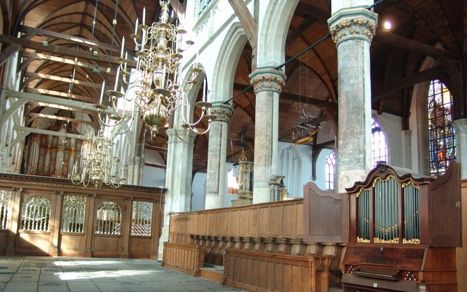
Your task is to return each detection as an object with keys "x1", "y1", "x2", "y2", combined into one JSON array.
[
  {"x1": 0, "y1": 34, "x2": 136, "y2": 67},
  {"x1": 25, "y1": 87, "x2": 94, "y2": 103},
  {"x1": 373, "y1": 66, "x2": 446, "y2": 101},
  {"x1": 227, "y1": 0, "x2": 257, "y2": 59},
  {"x1": 24, "y1": 72, "x2": 102, "y2": 89},
  {"x1": 19, "y1": 25, "x2": 120, "y2": 53},
  {"x1": 376, "y1": 31, "x2": 453, "y2": 58}
]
